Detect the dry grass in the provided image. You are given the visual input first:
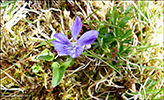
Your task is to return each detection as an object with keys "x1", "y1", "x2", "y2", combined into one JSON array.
[{"x1": 0, "y1": 0, "x2": 163, "y2": 100}]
